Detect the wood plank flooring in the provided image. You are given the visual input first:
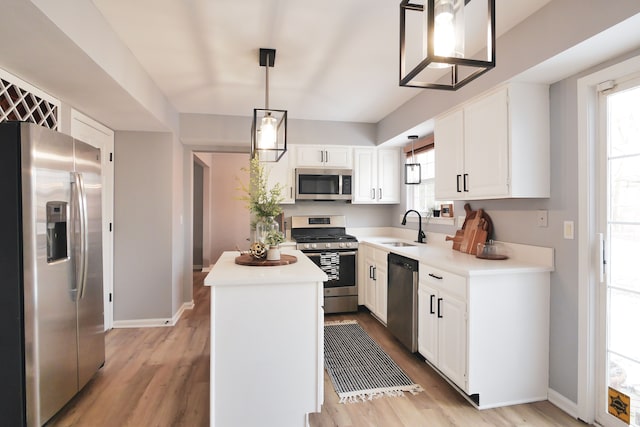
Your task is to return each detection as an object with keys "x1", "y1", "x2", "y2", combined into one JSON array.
[{"x1": 48, "y1": 272, "x2": 589, "y2": 426}]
